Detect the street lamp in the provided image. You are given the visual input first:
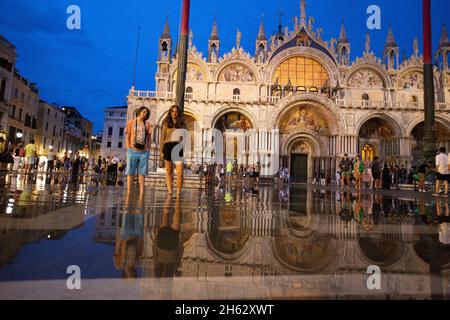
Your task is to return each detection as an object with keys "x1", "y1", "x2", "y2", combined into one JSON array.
[{"x1": 15, "y1": 132, "x2": 23, "y2": 144}]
